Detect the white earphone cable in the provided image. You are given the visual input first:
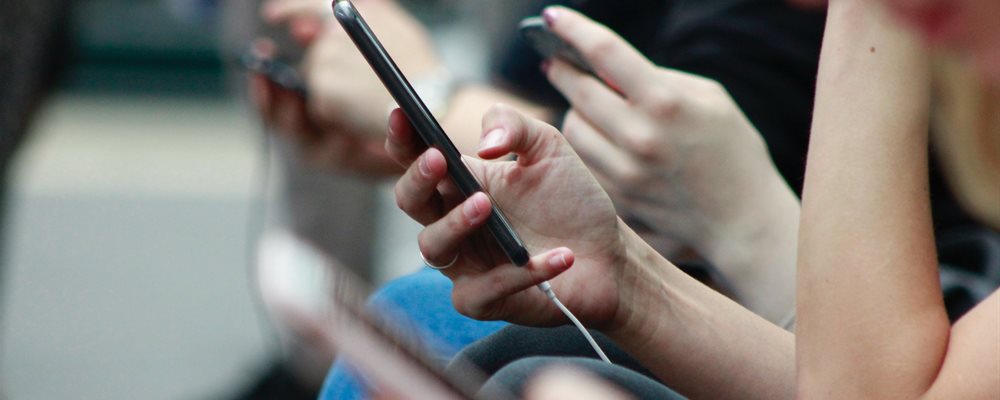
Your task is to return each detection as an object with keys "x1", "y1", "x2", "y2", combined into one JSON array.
[{"x1": 536, "y1": 281, "x2": 612, "y2": 364}]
